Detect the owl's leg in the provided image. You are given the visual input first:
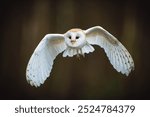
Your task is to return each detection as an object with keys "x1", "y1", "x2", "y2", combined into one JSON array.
[
  {"x1": 76, "y1": 49, "x2": 85, "y2": 59},
  {"x1": 76, "y1": 49, "x2": 81, "y2": 59},
  {"x1": 80, "y1": 49, "x2": 85, "y2": 57}
]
